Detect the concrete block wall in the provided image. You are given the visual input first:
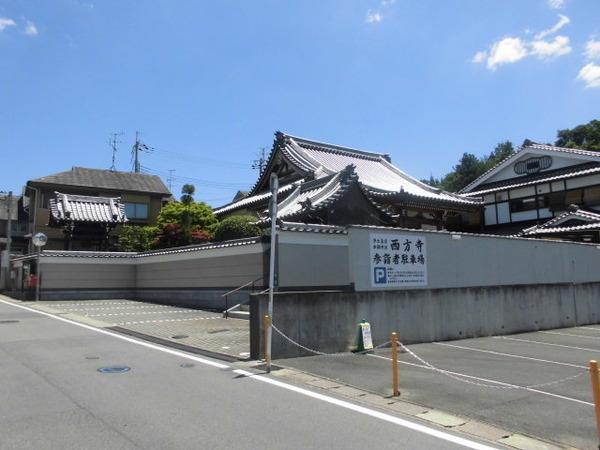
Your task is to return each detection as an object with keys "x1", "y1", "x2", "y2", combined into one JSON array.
[{"x1": 250, "y1": 283, "x2": 600, "y2": 359}]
